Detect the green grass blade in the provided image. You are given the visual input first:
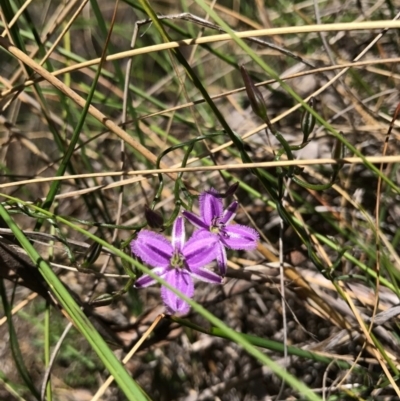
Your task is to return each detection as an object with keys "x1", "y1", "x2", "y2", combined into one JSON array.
[{"x1": 0, "y1": 280, "x2": 40, "y2": 400}]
